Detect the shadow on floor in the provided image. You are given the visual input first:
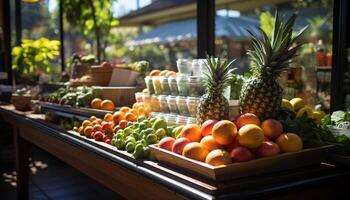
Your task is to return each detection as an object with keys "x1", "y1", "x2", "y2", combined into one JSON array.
[{"x1": 1, "y1": 146, "x2": 124, "y2": 200}]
